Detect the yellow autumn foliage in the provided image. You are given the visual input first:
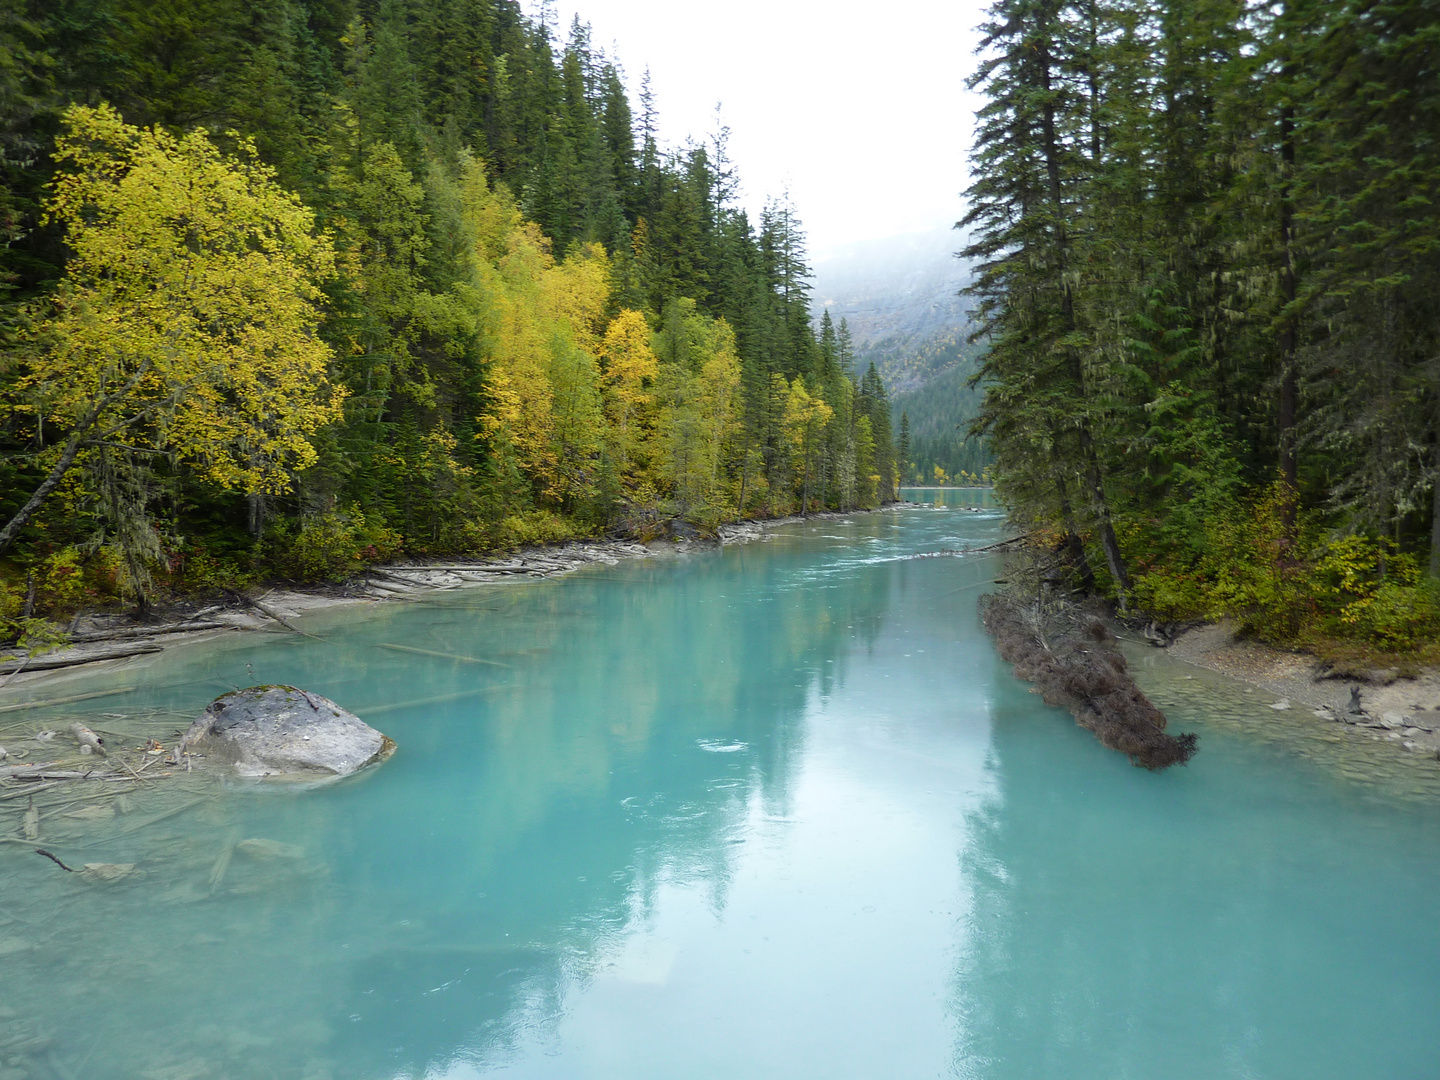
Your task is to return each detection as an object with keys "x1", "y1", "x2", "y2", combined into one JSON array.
[
  {"x1": 462, "y1": 160, "x2": 607, "y2": 504},
  {"x1": 22, "y1": 104, "x2": 343, "y2": 495}
]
